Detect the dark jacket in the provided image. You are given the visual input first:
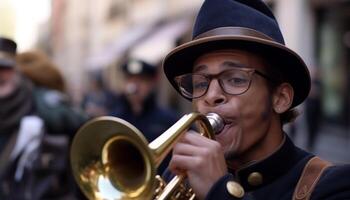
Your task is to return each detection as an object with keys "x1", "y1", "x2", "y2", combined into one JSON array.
[
  {"x1": 33, "y1": 87, "x2": 88, "y2": 138},
  {"x1": 163, "y1": 135, "x2": 350, "y2": 200},
  {"x1": 0, "y1": 80, "x2": 87, "y2": 200},
  {"x1": 109, "y1": 93, "x2": 179, "y2": 174}
]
